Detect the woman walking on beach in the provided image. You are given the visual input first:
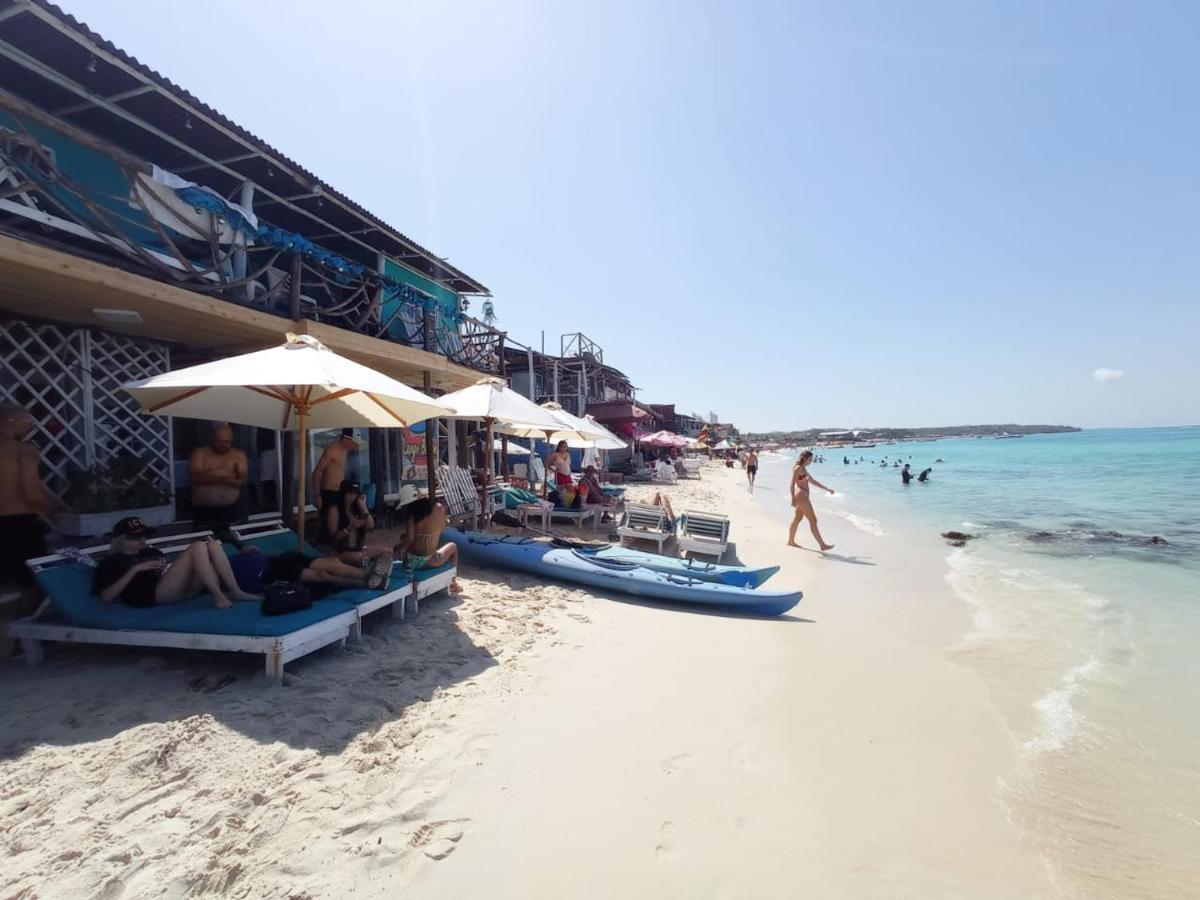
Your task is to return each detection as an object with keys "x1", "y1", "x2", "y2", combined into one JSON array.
[{"x1": 788, "y1": 450, "x2": 835, "y2": 551}]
